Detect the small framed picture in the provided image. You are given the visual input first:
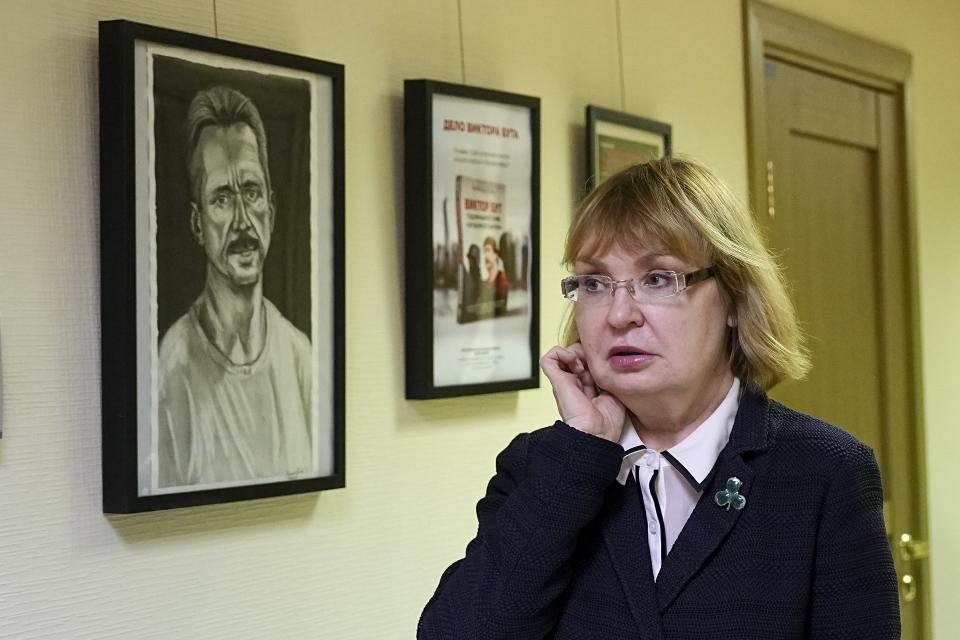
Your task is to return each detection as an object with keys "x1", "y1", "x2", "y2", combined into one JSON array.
[
  {"x1": 99, "y1": 20, "x2": 345, "y2": 512},
  {"x1": 586, "y1": 105, "x2": 671, "y2": 190},
  {"x1": 404, "y1": 80, "x2": 540, "y2": 399}
]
